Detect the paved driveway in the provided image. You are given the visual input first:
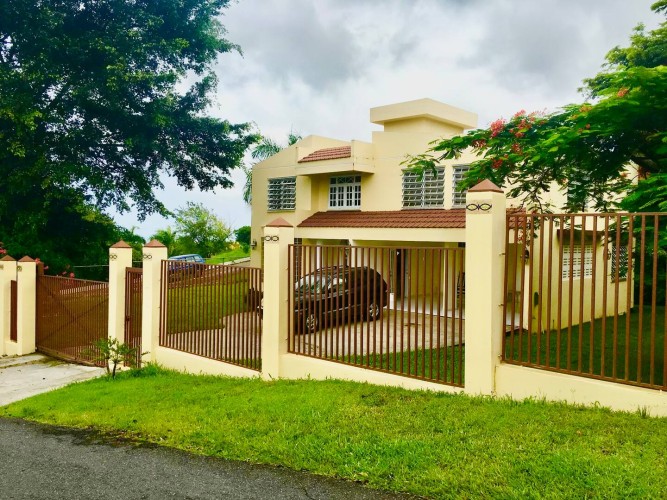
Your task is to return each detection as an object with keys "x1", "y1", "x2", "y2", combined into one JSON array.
[
  {"x1": 0, "y1": 354, "x2": 104, "y2": 405},
  {"x1": 0, "y1": 418, "x2": 410, "y2": 499}
]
